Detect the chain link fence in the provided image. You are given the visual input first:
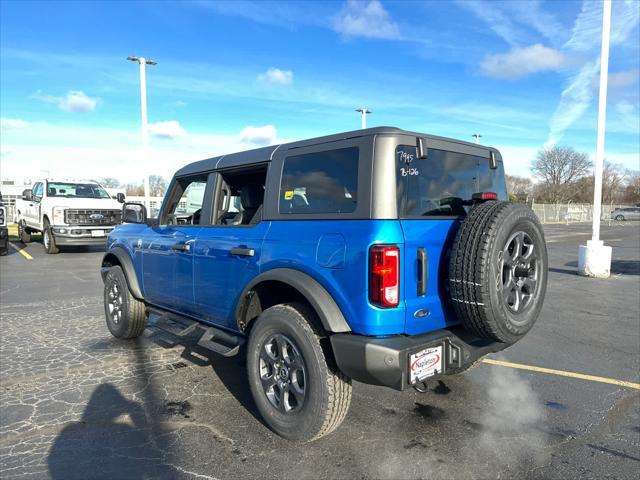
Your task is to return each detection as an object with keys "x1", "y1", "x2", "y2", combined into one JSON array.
[{"x1": 530, "y1": 203, "x2": 636, "y2": 224}]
